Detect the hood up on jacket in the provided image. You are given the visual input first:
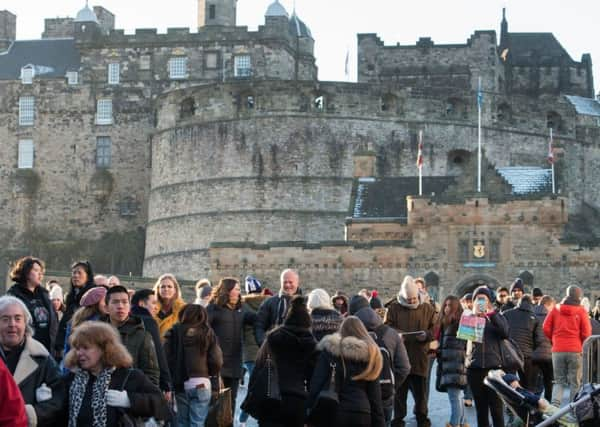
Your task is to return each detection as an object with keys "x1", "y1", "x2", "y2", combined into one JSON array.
[
  {"x1": 317, "y1": 332, "x2": 370, "y2": 363},
  {"x1": 354, "y1": 307, "x2": 383, "y2": 331}
]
